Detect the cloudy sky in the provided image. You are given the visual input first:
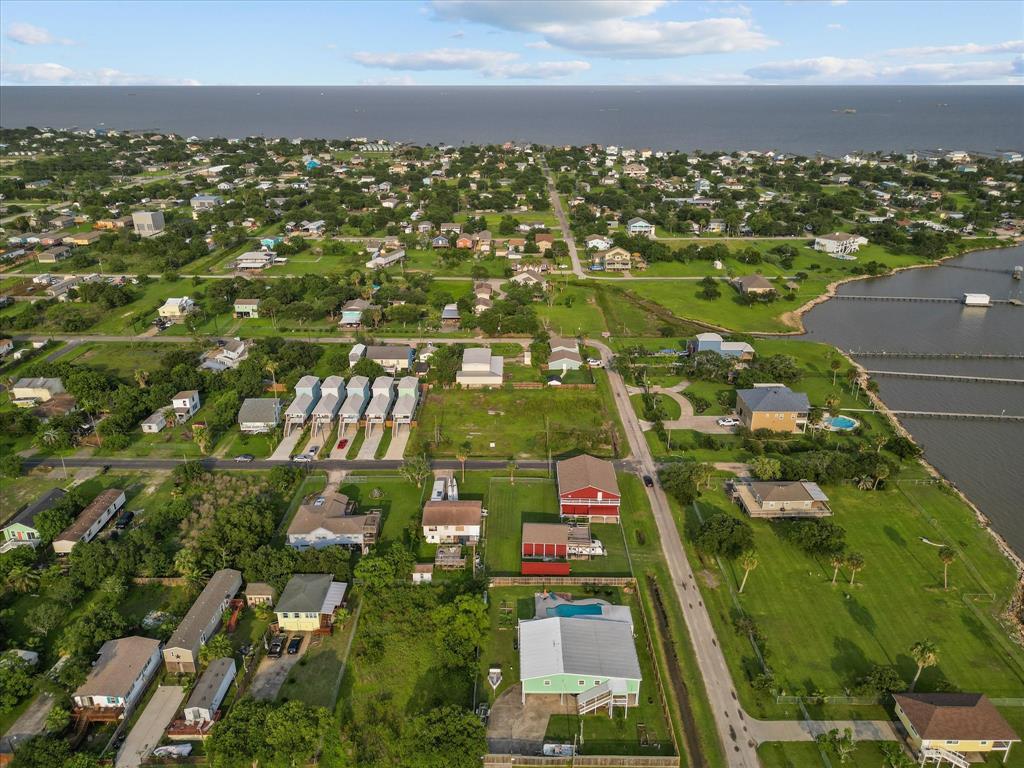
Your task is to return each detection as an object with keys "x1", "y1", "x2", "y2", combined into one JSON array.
[{"x1": 1, "y1": 0, "x2": 1021, "y2": 86}]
